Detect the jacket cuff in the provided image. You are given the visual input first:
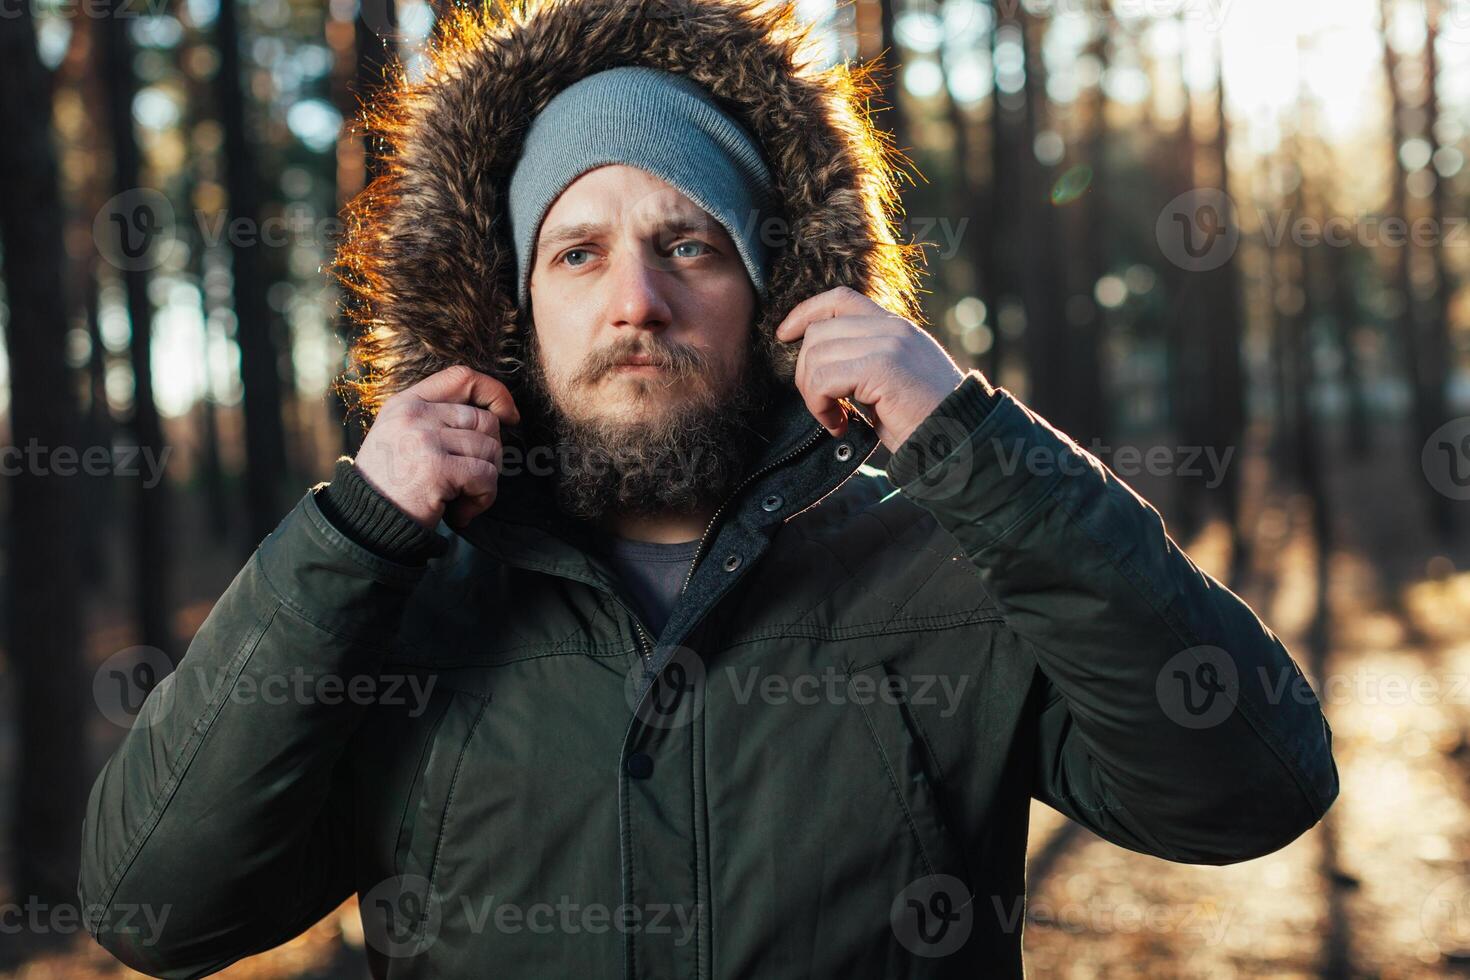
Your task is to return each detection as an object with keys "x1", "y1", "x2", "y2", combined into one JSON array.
[
  {"x1": 312, "y1": 456, "x2": 449, "y2": 565},
  {"x1": 886, "y1": 370, "x2": 999, "y2": 488}
]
